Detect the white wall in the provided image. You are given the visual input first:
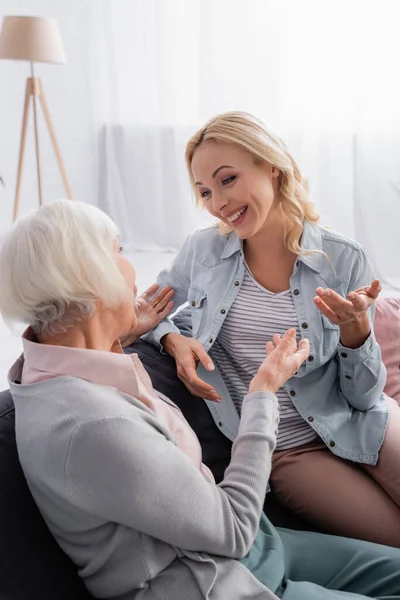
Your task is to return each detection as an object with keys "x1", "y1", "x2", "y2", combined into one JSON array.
[{"x1": 0, "y1": 0, "x2": 101, "y2": 225}]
